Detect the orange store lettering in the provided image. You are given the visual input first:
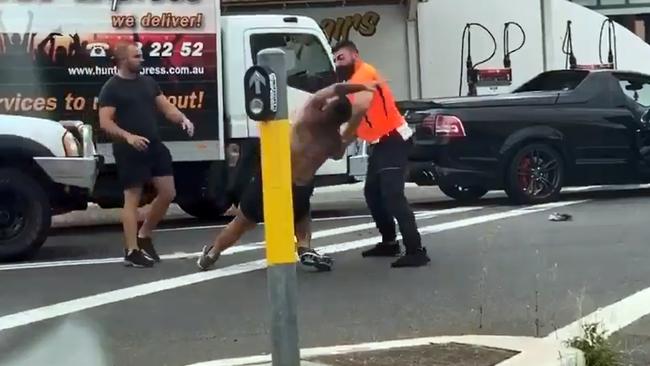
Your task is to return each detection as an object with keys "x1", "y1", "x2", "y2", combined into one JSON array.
[{"x1": 319, "y1": 11, "x2": 380, "y2": 43}]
